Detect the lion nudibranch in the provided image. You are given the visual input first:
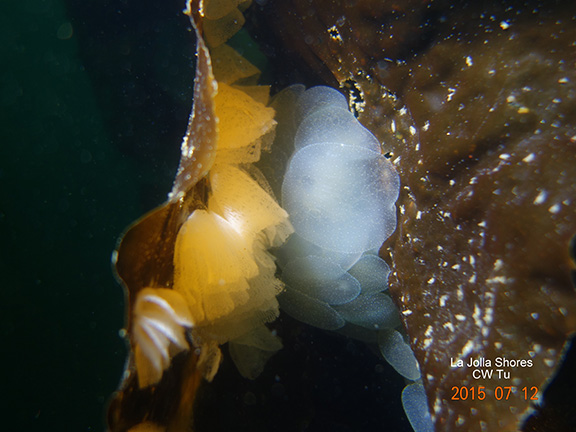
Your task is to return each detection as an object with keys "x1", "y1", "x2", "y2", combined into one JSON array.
[
  {"x1": 271, "y1": 85, "x2": 433, "y2": 431},
  {"x1": 273, "y1": 86, "x2": 414, "y2": 371}
]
